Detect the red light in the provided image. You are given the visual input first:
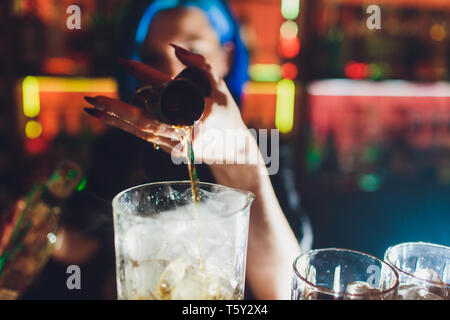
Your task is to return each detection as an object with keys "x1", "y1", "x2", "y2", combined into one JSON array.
[
  {"x1": 344, "y1": 61, "x2": 369, "y2": 80},
  {"x1": 25, "y1": 137, "x2": 48, "y2": 155},
  {"x1": 281, "y1": 62, "x2": 298, "y2": 80},
  {"x1": 279, "y1": 37, "x2": 300, "y2": 58}
]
